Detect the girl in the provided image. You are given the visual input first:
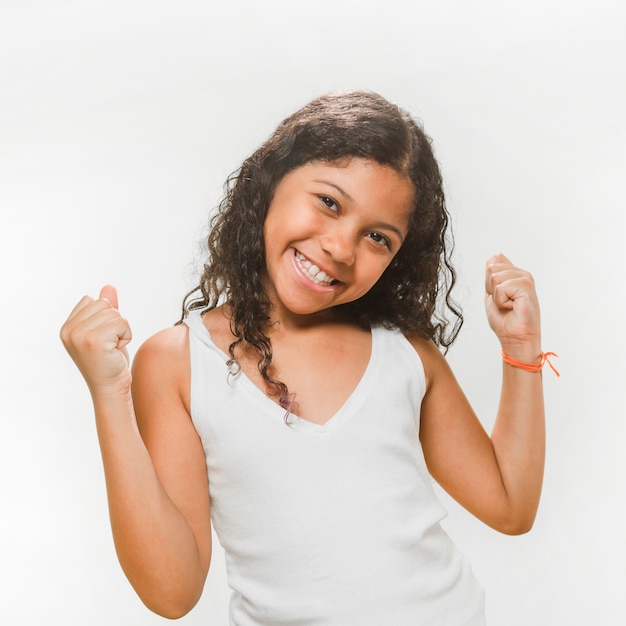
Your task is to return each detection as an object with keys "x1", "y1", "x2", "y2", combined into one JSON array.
[{"x1": 61, "y1": 90, "x2": 551, "y2": 625}]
